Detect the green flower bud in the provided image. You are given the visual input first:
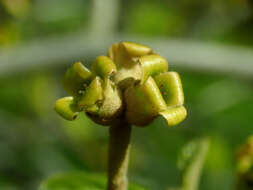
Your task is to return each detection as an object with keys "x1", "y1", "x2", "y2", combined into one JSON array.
[
  {"x1": 62, "y1": 62, "x2": 93, "y2": 96},
  {"x1": 125, "y1": 77, "x2": 167, "y2": 126},
  {"x1": 77, "y1": 77, "x2": 103, "y2": 109},
  {"x1": 159, "y1": 106, "x2": 187, "y2": 126},
  {"x1": 139, "y1": 54, "x2": 168, "y2": 84},
  {"x1": 154, "y1": 72, "x2": 184, "y2": 106},
  {"x1": 108, "y1": 42, "x2": 152, "y2": 64},
  {"x1": 109, "y1": 42, "x2": 154, "y2": 88},
  {"x1": 90, "y1": 78, "x2": 122, "y2": 119},
  {"x1": 55, "y1": 41, "x2": 187, "y2": 127},
  {"x1": 91, "y1": 56, "x2": 116, "y2": 78},
  {"x1": 111, "y1": 43, "x2": 141, "y2": 83},
  {"x1": 54, "y1": 97, "x2": 79, "y2": 121},
  {"x1": 118, "y1": 42, "x2": 152, "y2": 57},
  {"x1": 54, "y1": 42, "x2": 187, "y2": 190}
]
